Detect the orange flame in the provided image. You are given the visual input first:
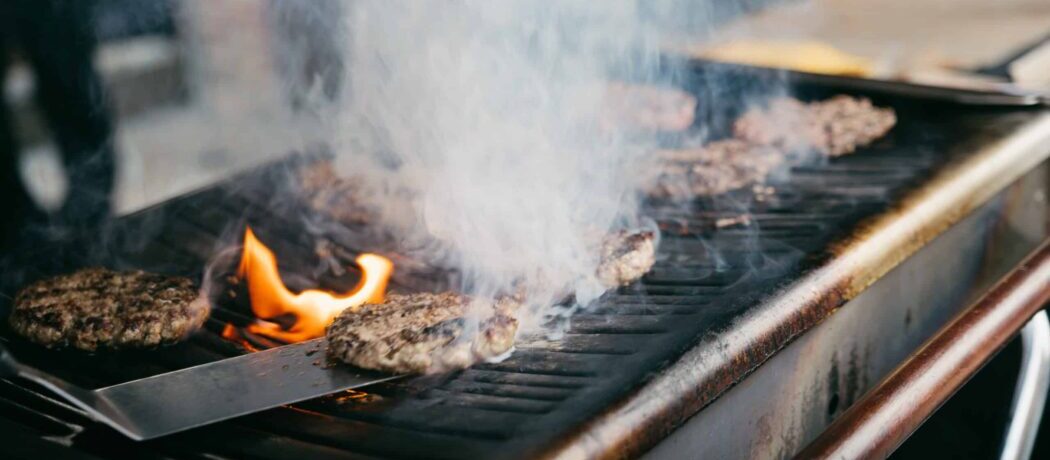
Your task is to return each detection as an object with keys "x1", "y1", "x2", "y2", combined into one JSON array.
[
  {"x1": 238, "y1": 227, "x2": 393, "y2": 342},
  {"x1": 221, "y1": 323, "x2": 262, "y2": 352}
]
